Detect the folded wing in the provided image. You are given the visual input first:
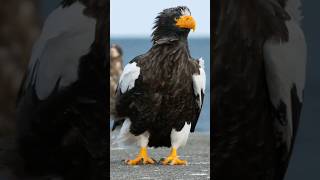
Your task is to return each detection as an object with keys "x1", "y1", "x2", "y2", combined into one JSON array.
[{"x1": 191, "y1": 57, "x2": 206, "y2": 132}]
